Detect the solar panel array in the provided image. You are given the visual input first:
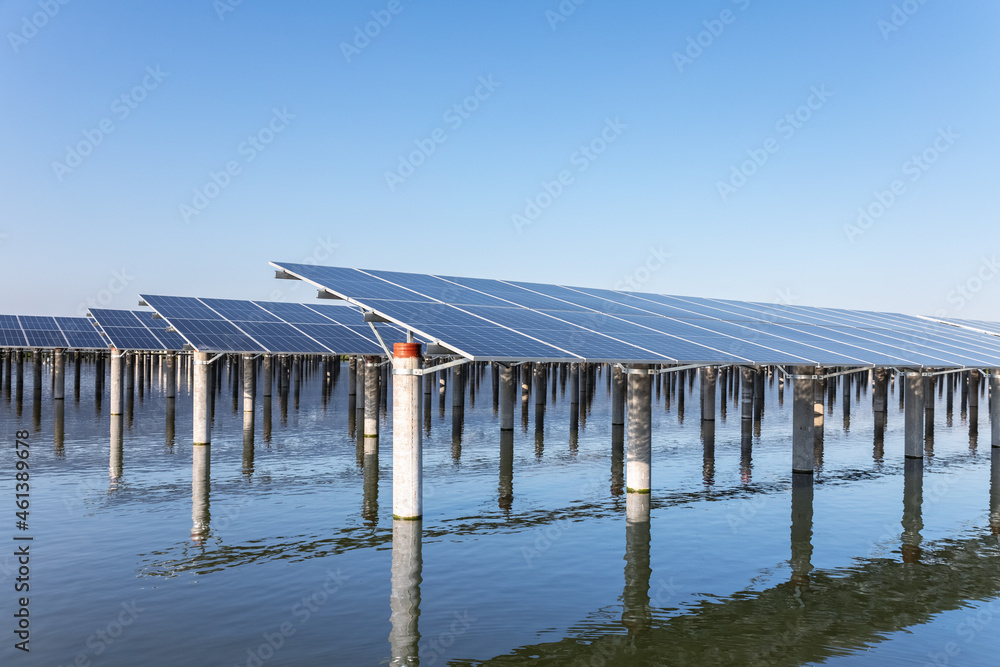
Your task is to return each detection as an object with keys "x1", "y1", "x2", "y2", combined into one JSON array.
[
  {"x1": 270, "y1": 263, "x2": 1000, "y2": 369},
  {"x1": 137, "y1": 296, "x2": 394, "y2": 355},
  {"x1": 89, "y1": 309, "x2": 188, "y2": 351},
  {"x1": 920, "y1": 316, "x2": 1000, "y2": 340},
  {"x1": 0, "y1": 314, "x2": 108, "y2": 349}
]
